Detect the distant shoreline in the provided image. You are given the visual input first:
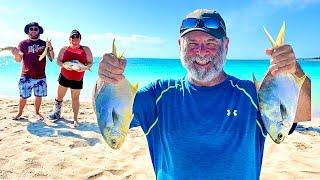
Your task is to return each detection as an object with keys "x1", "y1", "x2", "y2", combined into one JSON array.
[{"x1": 2, "y1": 56, "x2": 318, "y2": 61}]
